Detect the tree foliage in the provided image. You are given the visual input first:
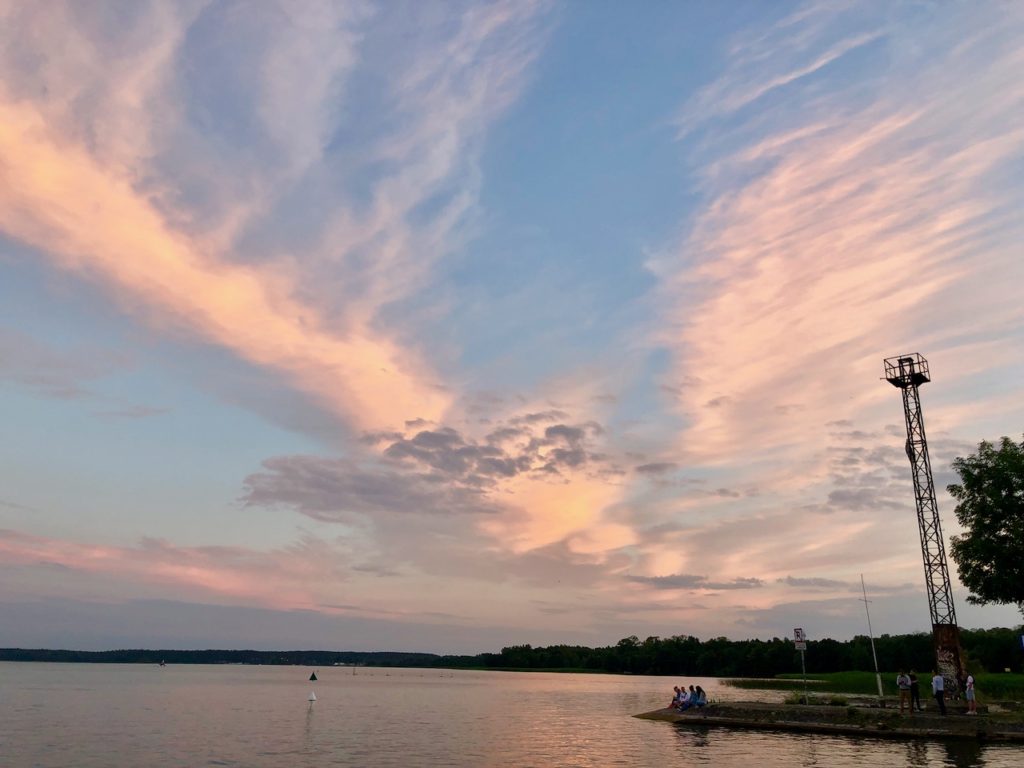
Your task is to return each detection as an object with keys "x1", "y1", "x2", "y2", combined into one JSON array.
[{"x1": 948, "y1": 435, "x2": 1024, "y2": 618}]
